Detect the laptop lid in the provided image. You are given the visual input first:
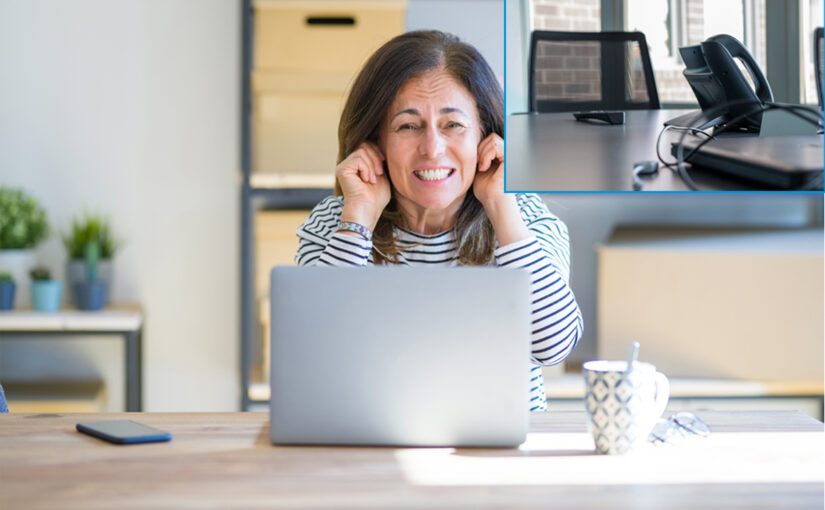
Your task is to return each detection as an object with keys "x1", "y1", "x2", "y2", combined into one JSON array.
[
  {"x1": 671, "y1": 135, "x2": 824, "y2": 189},
  {"x1": 269, "y1": 266, "x2": 531, "y2": 448}
]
